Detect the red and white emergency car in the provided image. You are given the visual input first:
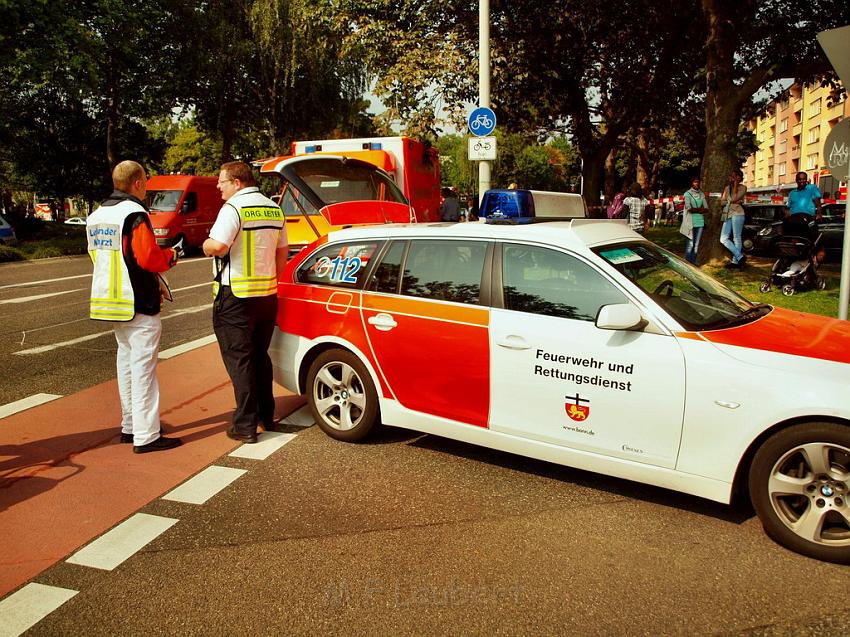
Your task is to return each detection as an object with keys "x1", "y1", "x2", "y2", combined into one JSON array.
[{"x1": 270, "y1": 219, "x2": 850, "y2": 563}]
